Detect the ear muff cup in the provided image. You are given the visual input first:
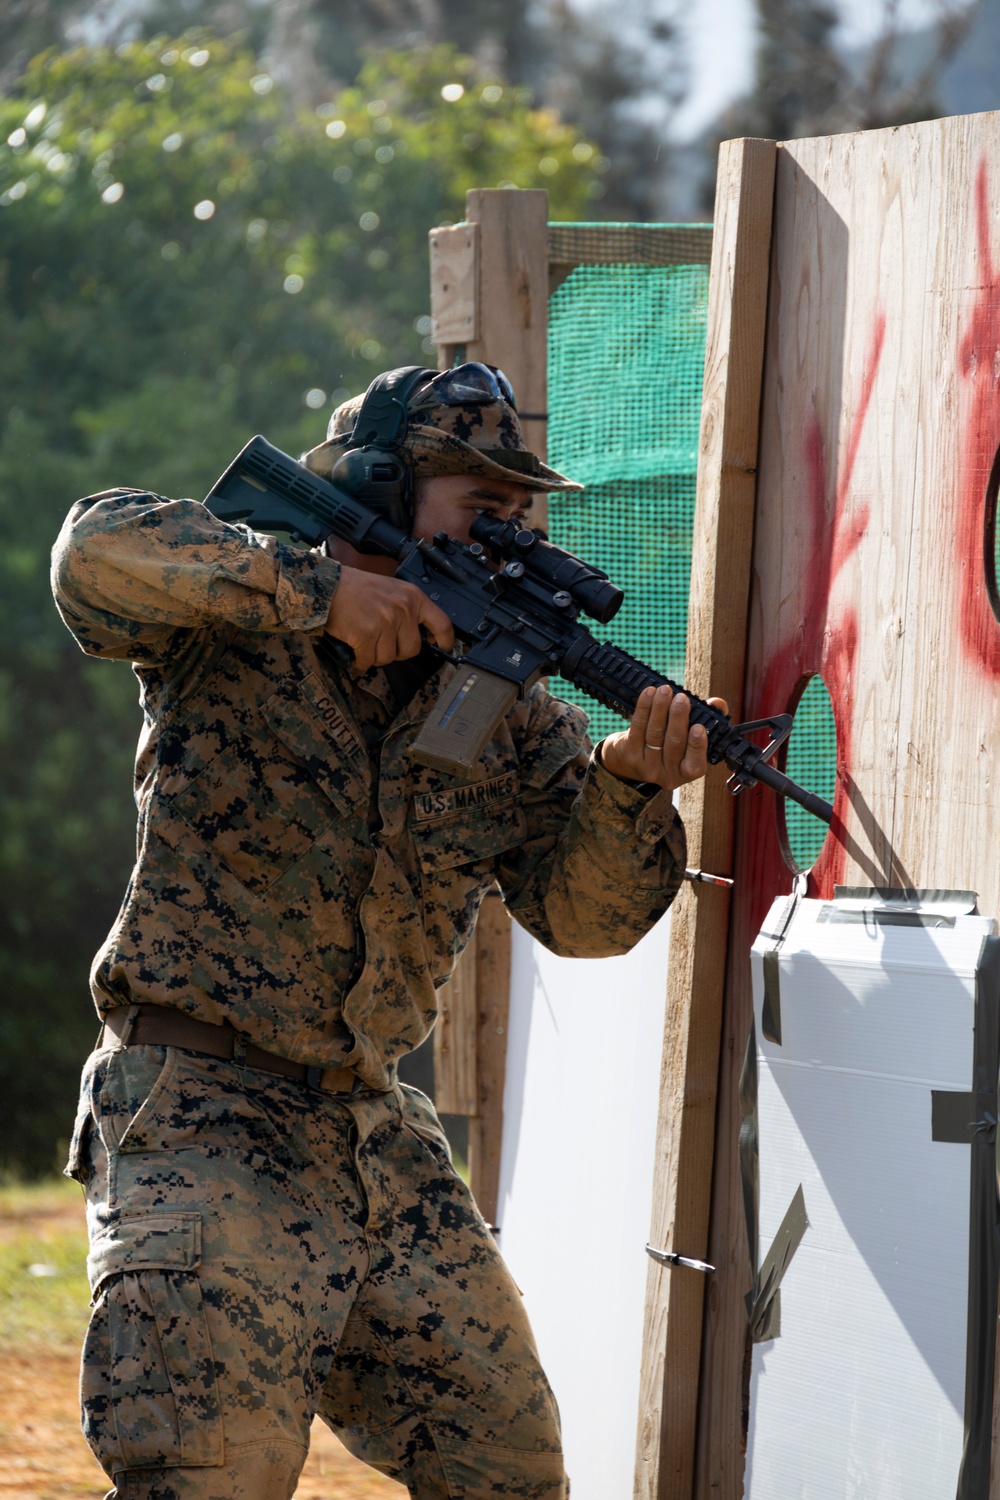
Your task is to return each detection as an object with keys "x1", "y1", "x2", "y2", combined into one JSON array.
[
  {"x1": 332, "y1": 366, "x2": 435, "y2": 534},
  {"x1": 330, "y1": 446, "x2": 412, "y2": 535}
]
